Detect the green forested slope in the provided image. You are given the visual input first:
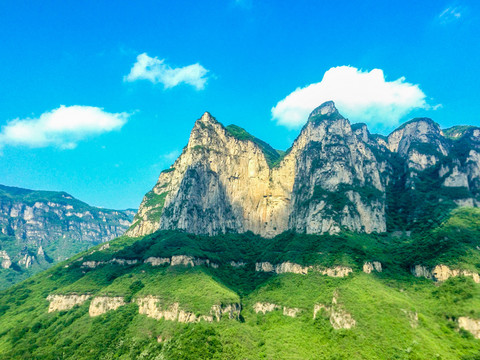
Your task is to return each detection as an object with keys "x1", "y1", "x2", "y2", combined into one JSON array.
[{"x1": 0, "y1": 208, "x2": 480, "y2": 359}]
